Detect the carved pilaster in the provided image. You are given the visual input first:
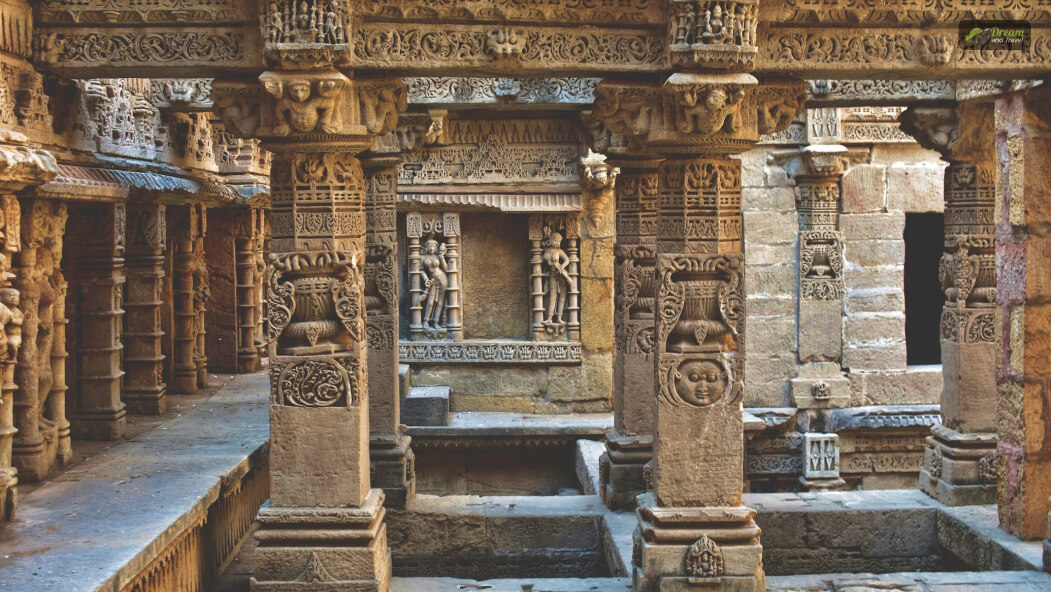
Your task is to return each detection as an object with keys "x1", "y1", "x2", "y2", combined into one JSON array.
[
  {"x1": 169, "y1": 206, "x2": 199, "y2": 394},
  {"x1": 235, "y1": 208, "x2": 263, "y2": 373},
  {"x1": 193, "y1": 205, "x2": 209, "y2": 388},
  {"x1": 68, "y1": 202, "x2": 126, "y2": 441},
  {"x1": 124, "y1": 205, "x2": 168, "y2": 415},
  {"x1": 214, "y1": 66, "x2": 404, "y2": 590},
  {"x1": 772, "y1": 145, "x2": 852, "y2": 409},
  {"x1": 595, "y1": 74, "x2": 805, "y2": 592},
  {"x1": 900, "y1": 102, "x2": 998, "y2": 506},
  {"x1": 363, "y1": 155, "x2": 413, "y2": 508}
]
